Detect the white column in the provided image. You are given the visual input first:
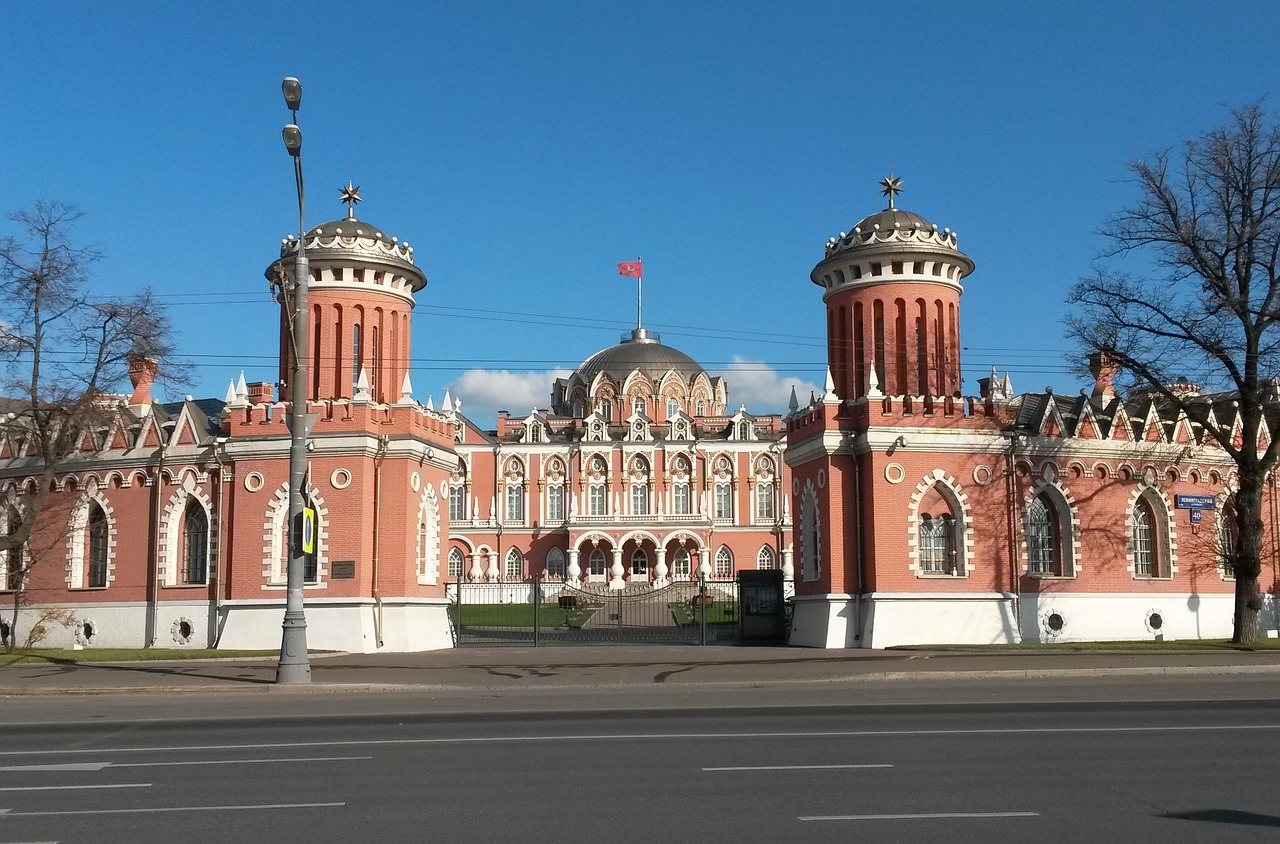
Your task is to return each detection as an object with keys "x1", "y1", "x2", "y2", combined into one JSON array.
[
  {"x1": 485, "y1": 551, "x2": 499, "y2": 583},
  {"x1": 781, "y1": 548, "x2": 794, "y2": 582},
  {"x1": 566, "y1": 548, "x2": 581, "y2": 584},
  {"x1": 653, "y1": 548, "x2": 669, "y2": 588},
  {"x1": 609, "y1": 548, "x2": 625, "y2": 590}
]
